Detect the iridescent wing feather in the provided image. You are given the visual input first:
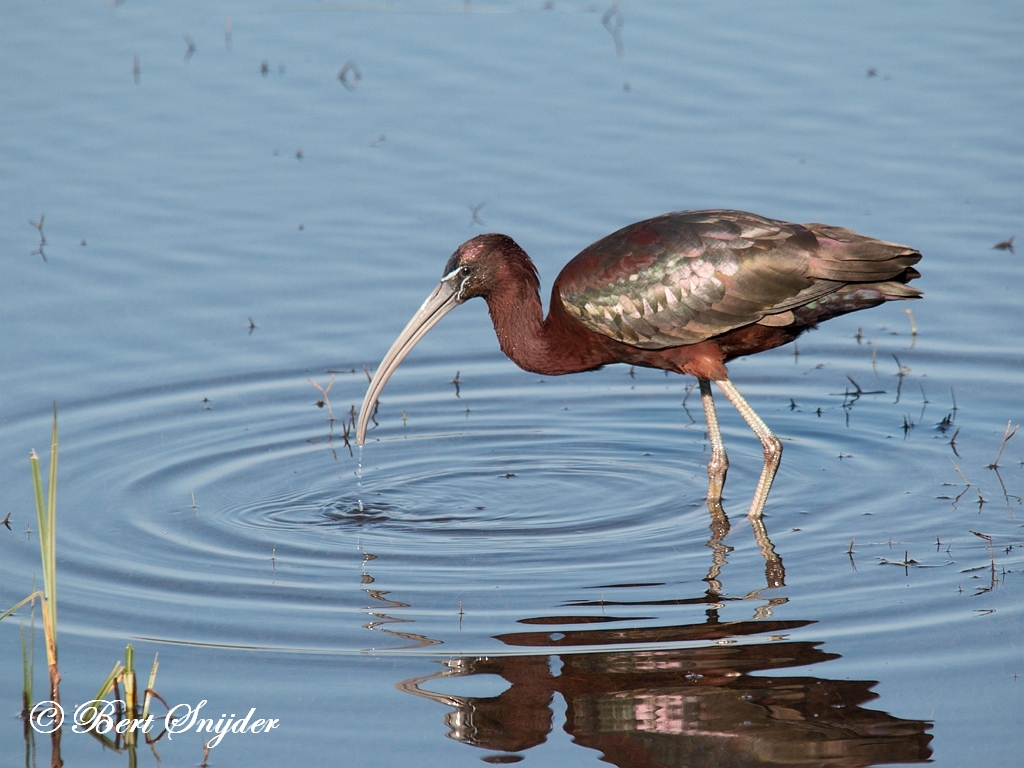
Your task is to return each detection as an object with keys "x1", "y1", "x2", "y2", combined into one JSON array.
[{"x1": 556, "y1": 210, "x2": 918, "y2": 349}]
